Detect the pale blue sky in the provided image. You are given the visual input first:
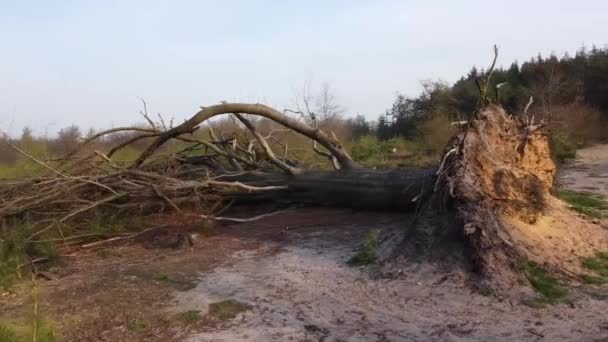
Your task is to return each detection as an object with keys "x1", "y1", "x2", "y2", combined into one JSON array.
[{"x1": 1, "y1": 0, "x2": 607, "y2": 136}]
